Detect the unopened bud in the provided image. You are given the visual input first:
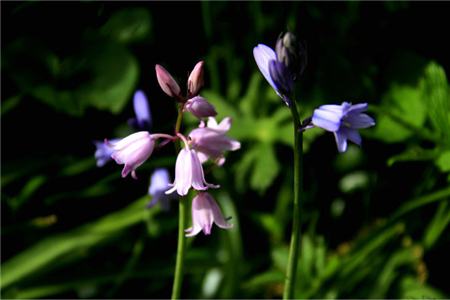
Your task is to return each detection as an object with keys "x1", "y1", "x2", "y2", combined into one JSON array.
[
  {"x1": 184, "y1": 96, "x2": 217, "y2": 119},
  {"x1": 275, "y1": 32, "x2": 307, "y2": 79},
  {"x1": 188, "y1": 61, "x2": 205, "y2": 97},
  {"x1": 155, "y1": 64, "x2": 182, "y2": 98}
]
